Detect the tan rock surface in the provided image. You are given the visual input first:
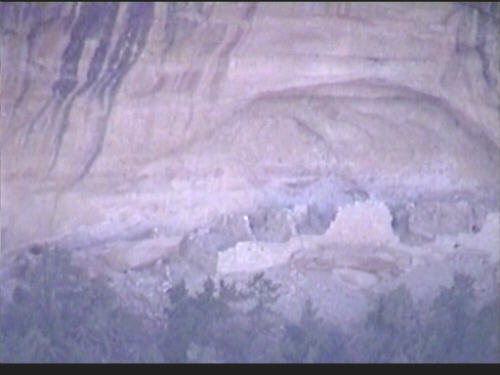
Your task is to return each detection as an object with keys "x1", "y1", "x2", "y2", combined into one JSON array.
[
  {"x1": 2, "y1": 3, "x2": 499, "y2": 255},
  {"x1": 1, "y1": 4, "x2": 499, "y2": 313},
  {"x1": 100, "y1": 236, "x2": 182, "y2": 272}
]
